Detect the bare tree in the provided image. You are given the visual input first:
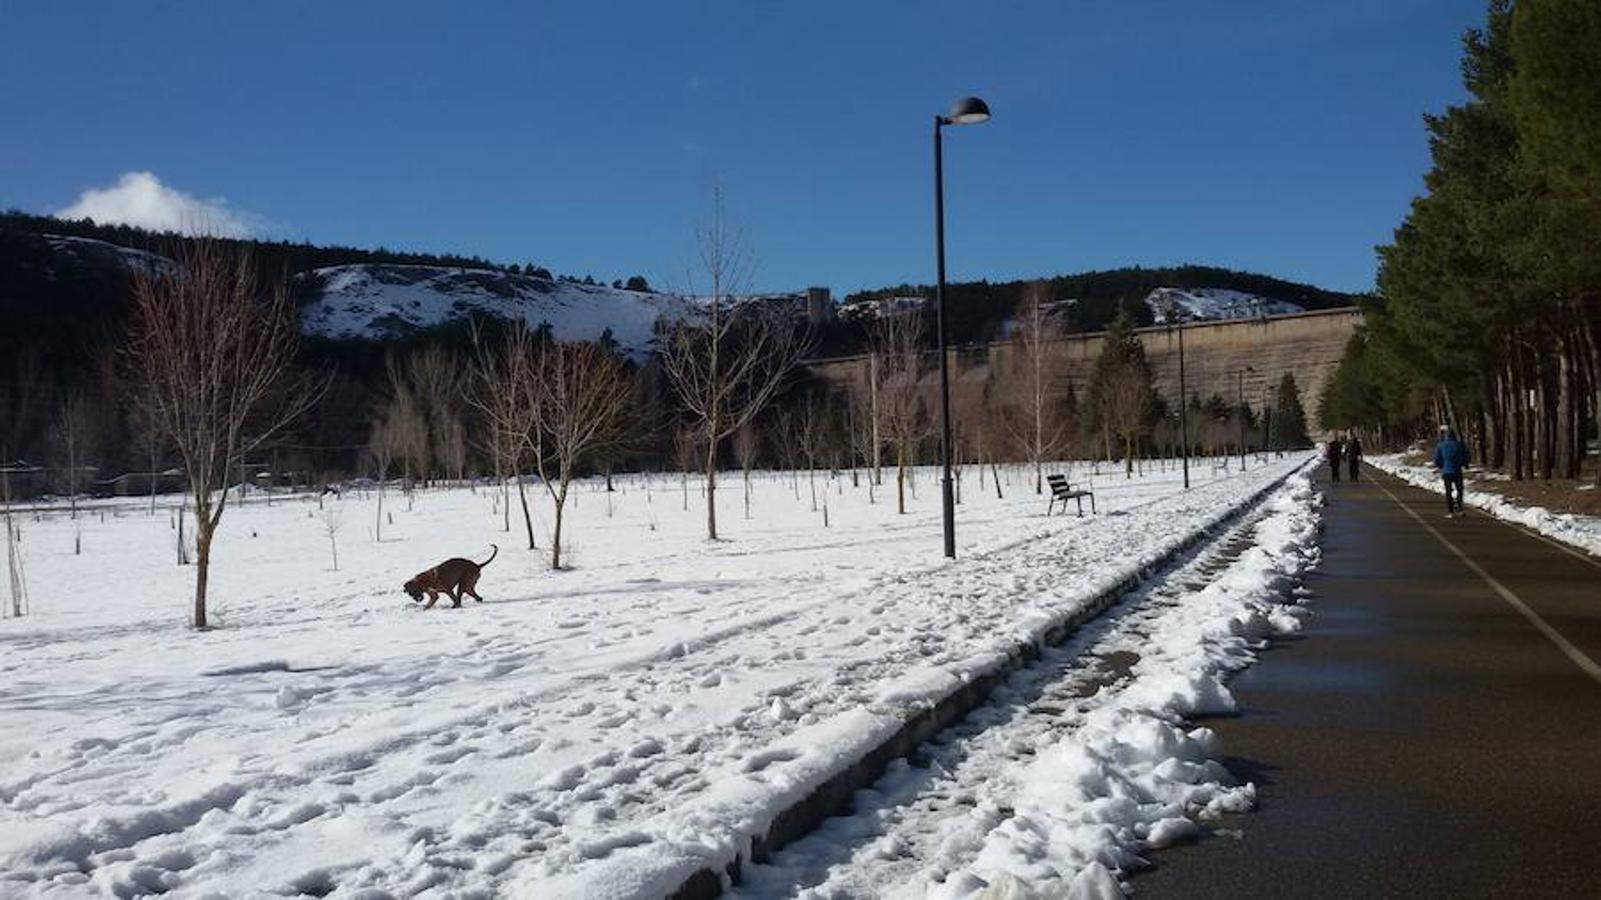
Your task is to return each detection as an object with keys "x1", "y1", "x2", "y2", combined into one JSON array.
[
  {"x1": 367, "y1": 403, "x2": 405, "y2": 541},
  {"x1": 3, "y1": 462, "x2": 26, "y2": 619},
  {"x1": 765, "y1": 405, "x2": 803, "y2": 498},
  {"x1": 1002, "y1": 285, "x2": 1075, "y2": 493},
  {"x1": 52, "y1": 392, "x2": 94, "y2": 520},
  {"x1": 438, "y1": 415, "x2": 467, "y2": 485},
  {"x1": 848, "y1": 379, "x2": 880, "y2": 504},
  {"x1": 319, "y1": 504, "x2": 344, "y2": 571},
  {"x1": 379, "y1": 345, "x2": 467, "y2": 488},
  {"x1": 672, "y1": 425, "x2": 699, "y2": 511},
  {"x1": 732, "y1": 420, "x2": 760, "y2": 519},
  {"x1": 129, "y1": 392, "x2": 169, "y2": 516},
  {"x1": 797, "y1": 395, "x2": 835, "y2": 512},
  {"x1": 661, "y1": 187, "x2": 809, "y2": 540},
  {"x1": 871, "y1": 308, "x2": 929, "y2": 514},
  {"x1": 529, "y1": 342, "x2": 633, "y2": 569},
  {"x1": 467, "y1": 323, "x2": 541, "y2": 543},
  {"x1": 382, "y1": 357, "x2": 430, "y2": 496},
  {"x1": 127, "y1": 240, "x2": 322, "y2": 629}
]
